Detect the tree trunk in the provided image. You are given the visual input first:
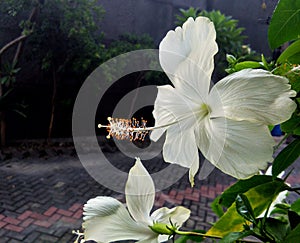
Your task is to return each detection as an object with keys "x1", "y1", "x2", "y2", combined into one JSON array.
[
  {"x1": 0, "y1": 65, "x2": 5, "y2": 146},
  {"x1": 0, "y1": 3, "x2": 40, "y2": 146},
  {"x1": 48, "y1": 67, "x2": 57, "y2": 142}
]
